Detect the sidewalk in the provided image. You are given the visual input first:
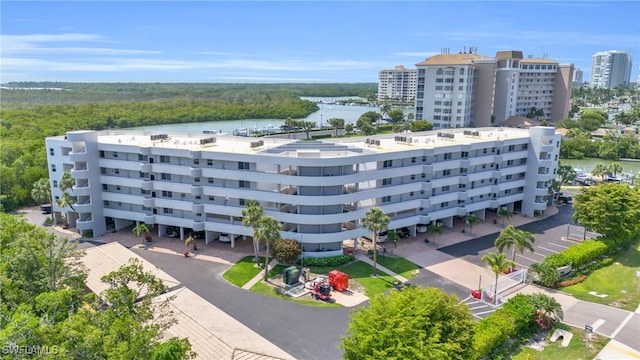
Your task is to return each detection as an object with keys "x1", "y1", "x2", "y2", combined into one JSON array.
[{"x1": 242, "y1": 259, "x2": 278, "y2": 290}]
